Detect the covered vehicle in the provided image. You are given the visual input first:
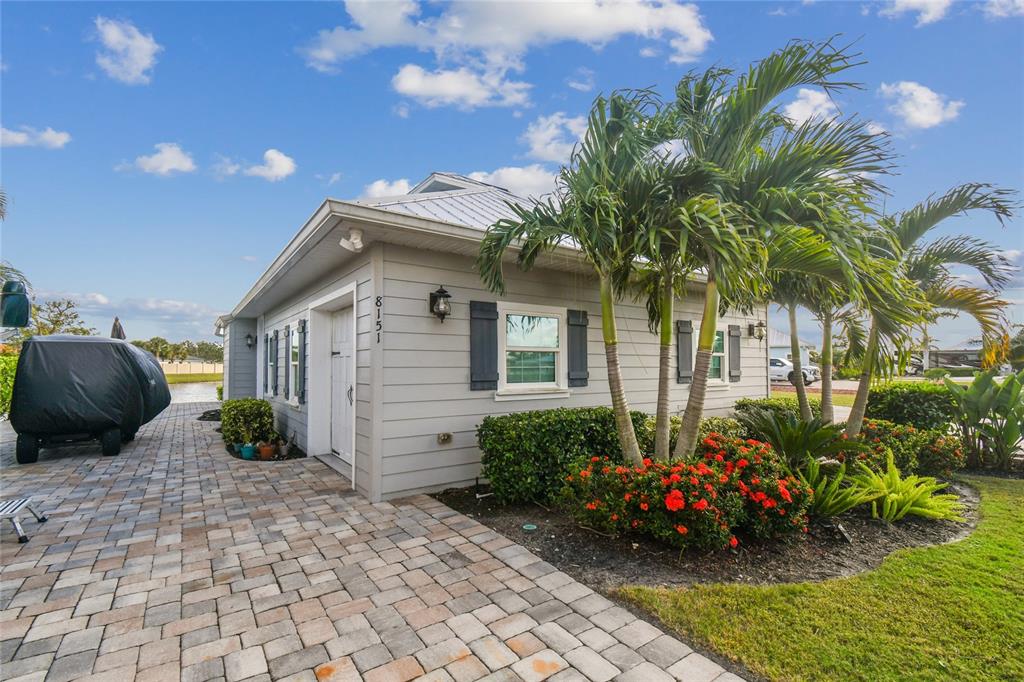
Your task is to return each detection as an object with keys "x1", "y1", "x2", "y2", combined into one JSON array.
[{"x1": 10, "y1": 335, "x2": 170, "y2": 463}]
